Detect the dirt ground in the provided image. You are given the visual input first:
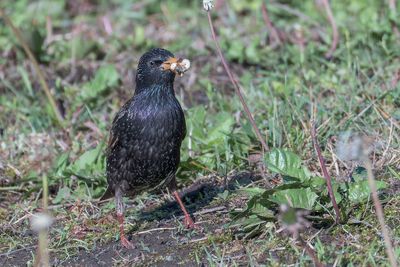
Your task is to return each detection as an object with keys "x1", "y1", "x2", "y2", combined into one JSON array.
[{"x1": 0, "y1": 173, "x2": 259, "y2": 266}]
